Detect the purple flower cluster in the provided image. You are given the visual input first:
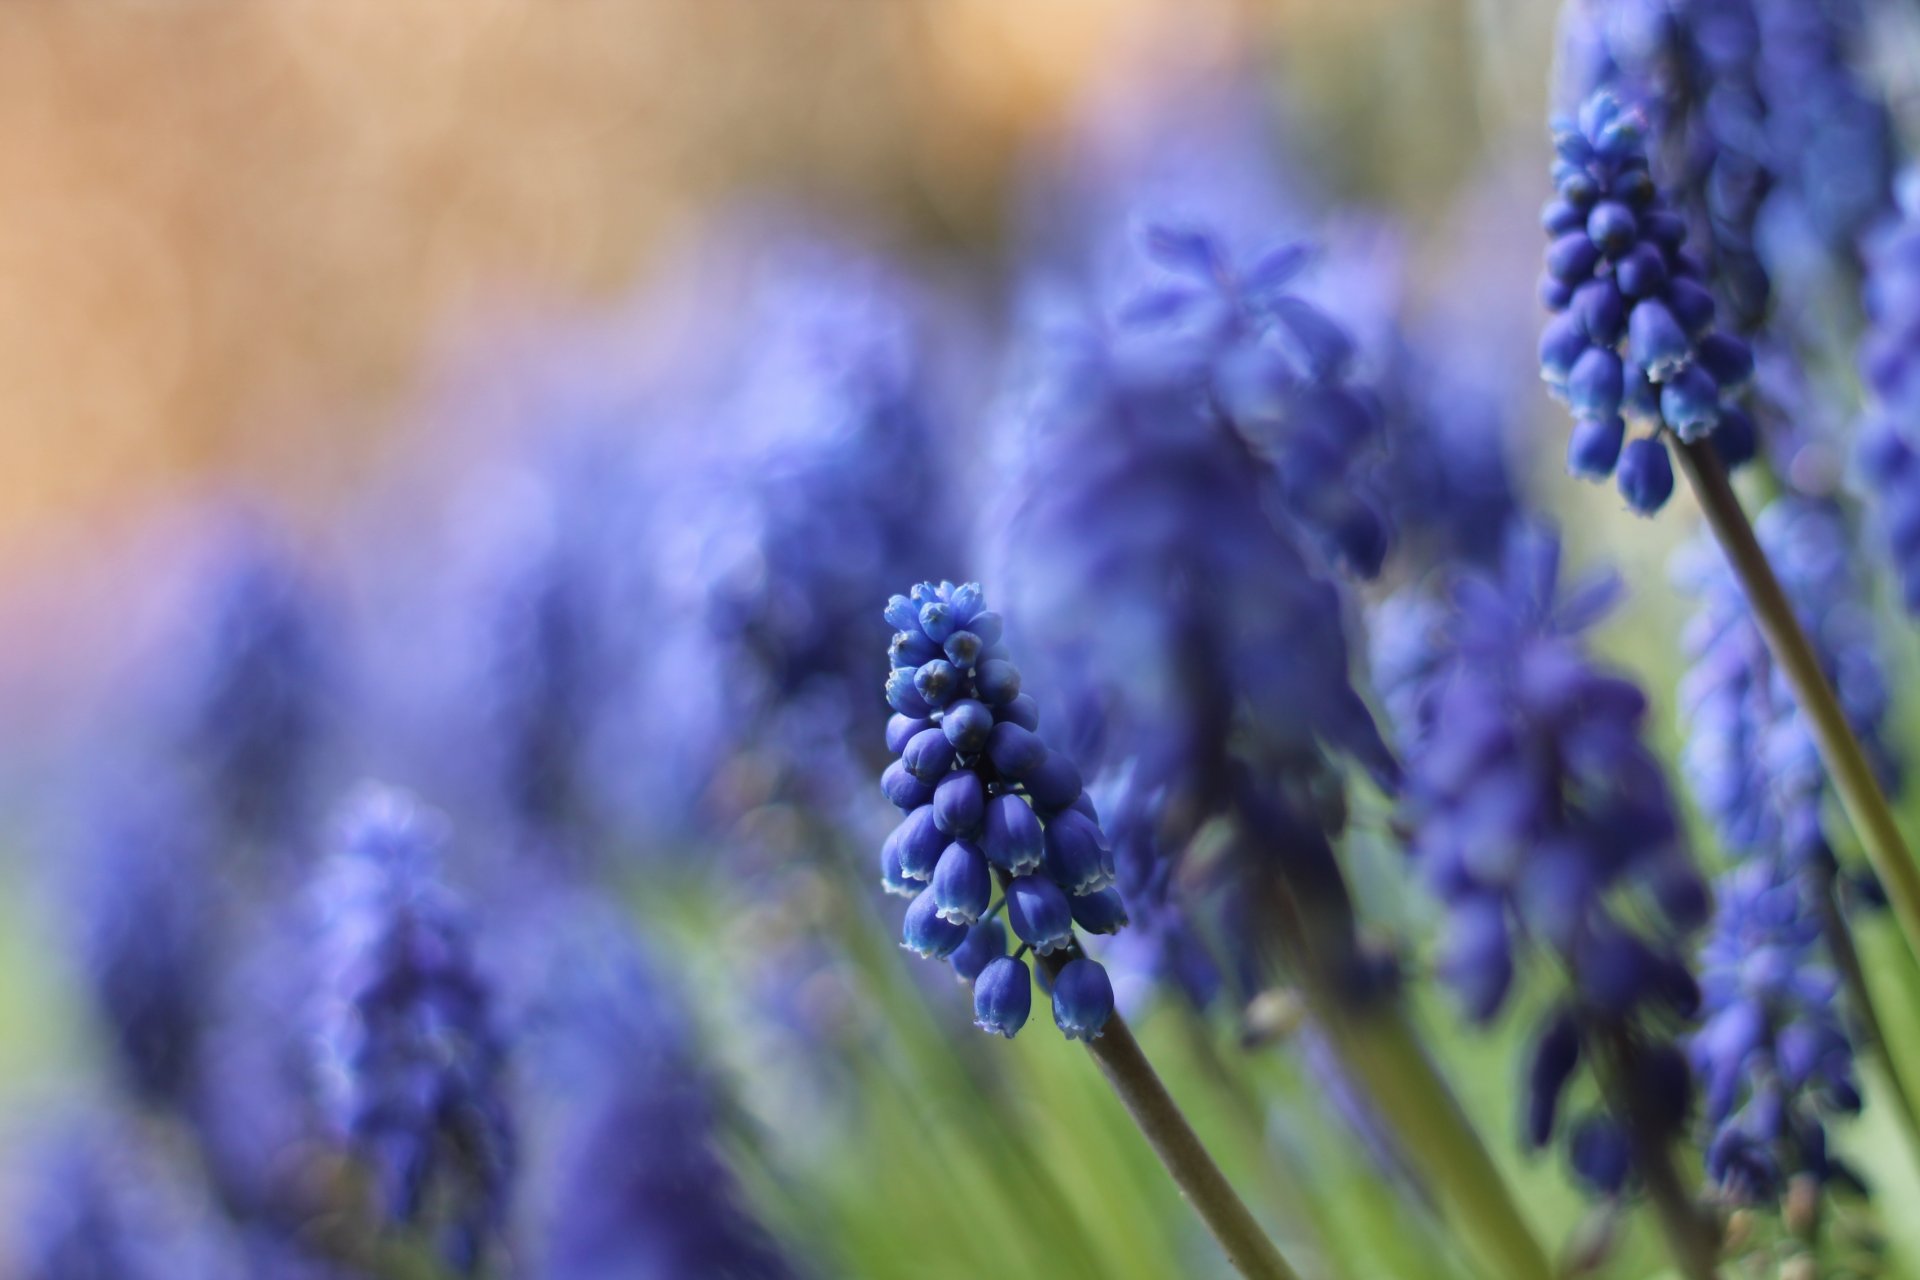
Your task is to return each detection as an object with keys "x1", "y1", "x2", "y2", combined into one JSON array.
[
  {"x1": 1691, "y1": 865, "x2": 1862, "y2": 1203},
  {"x1": 1678, "y1": 496, "x2": 1898, "y2": 871},
  {"x1": 1539, "y1": 92, "x2": 1756, "y2": 512},
  {"x1": 1401, "y1": 525, "x2": 1707, "y2": 1190},
  {"x1": 881, "y1": 581, "x2": 1120, "y2": 1041},
  {"x1": 308, "y1": 786, "x2": 514, "y2": 1273},
  {"x1": 1857, "y1": 177, "x2": 1920, "y2": 616}
]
